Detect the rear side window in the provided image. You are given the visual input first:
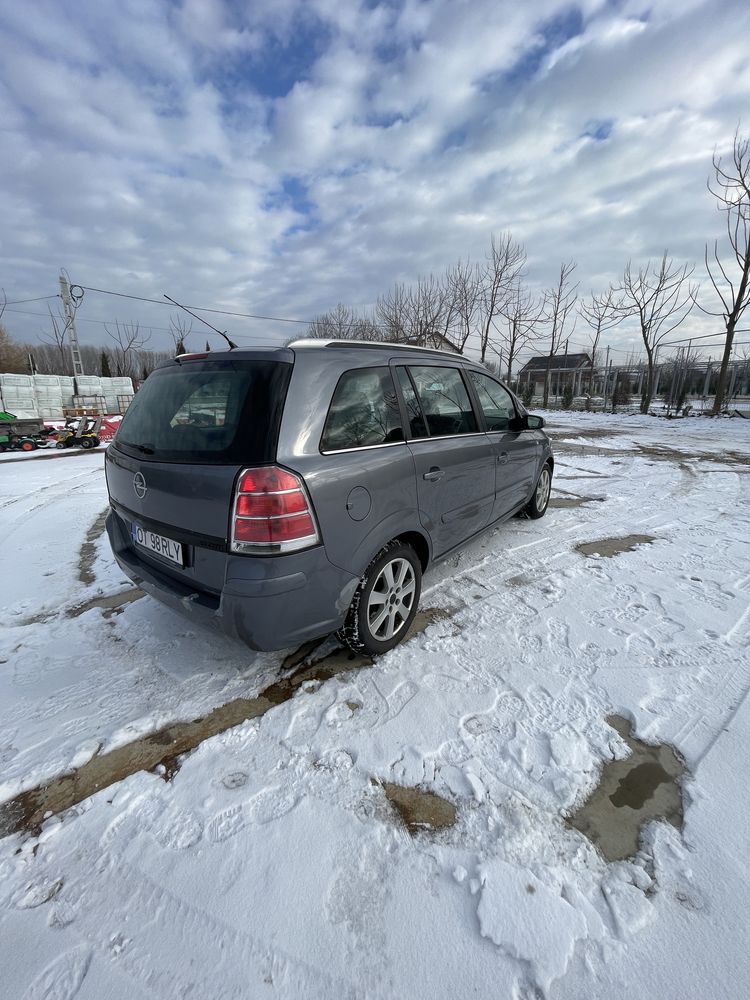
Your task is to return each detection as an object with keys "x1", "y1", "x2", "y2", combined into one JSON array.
[
  {"x1": 321, "y1": 367, "x2": 403, "y2": 451},
  {"x1": 468, "y1": 371, "x2": 517, "y2": 431},
  {"x1": 407, "y1": 366, "x2": 478, "y2": 436},
  {"x1": 115, "y1": 360, "x2": 290, "y2": 464}
]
